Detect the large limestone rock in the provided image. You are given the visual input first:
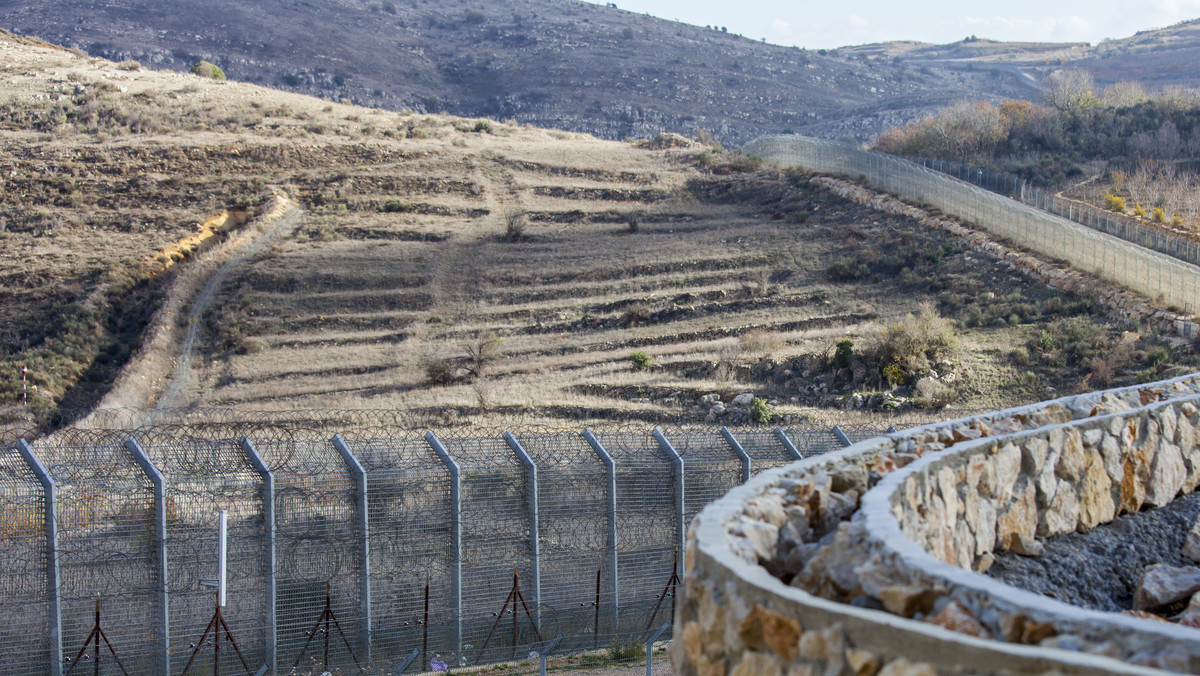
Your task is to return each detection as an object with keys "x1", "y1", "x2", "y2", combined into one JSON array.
[
  {"x1": 1133, "y1": 564, "x2": 1200, "y2": 611},
  {"x1": 1144, "y1": 441, "x2": 1186, "y2": 507},
  {"x1": 1078, "y1": 450, "x2": 1115, "y2": 531},
  {"x1": 996, "y1": 479, "x2": 1037, "y2": 550}
]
